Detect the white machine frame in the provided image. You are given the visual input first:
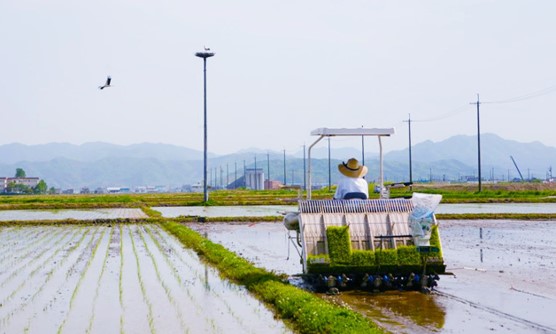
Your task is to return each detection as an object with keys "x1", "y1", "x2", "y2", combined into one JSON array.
[{"x1": 306, "y1": 127, "x2": 395, "y2": 199}]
